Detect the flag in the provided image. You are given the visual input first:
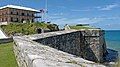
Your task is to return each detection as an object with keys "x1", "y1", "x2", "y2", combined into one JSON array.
[
  {"x1": 40, "y1": 9, "x2": 45, "y2": 13},
  {"x1": 40, "y1": 9, "x2": 48, "y2": 13}
]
